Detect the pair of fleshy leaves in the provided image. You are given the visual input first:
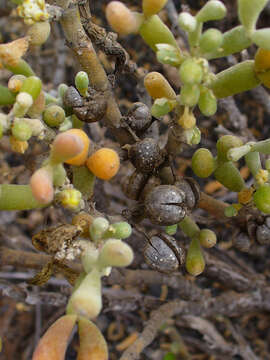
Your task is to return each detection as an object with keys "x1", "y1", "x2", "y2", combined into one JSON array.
[{"x1": 32, "y1": 315, "x2": 108, "y2": 360}]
